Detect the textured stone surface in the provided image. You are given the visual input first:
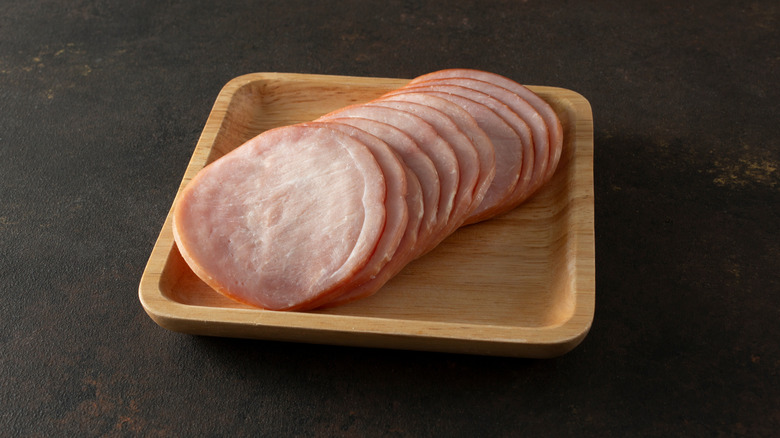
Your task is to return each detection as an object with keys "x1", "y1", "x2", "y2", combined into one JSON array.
[{"x1": 1, "y1": 0, "x2": 778, "y2": 436}]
